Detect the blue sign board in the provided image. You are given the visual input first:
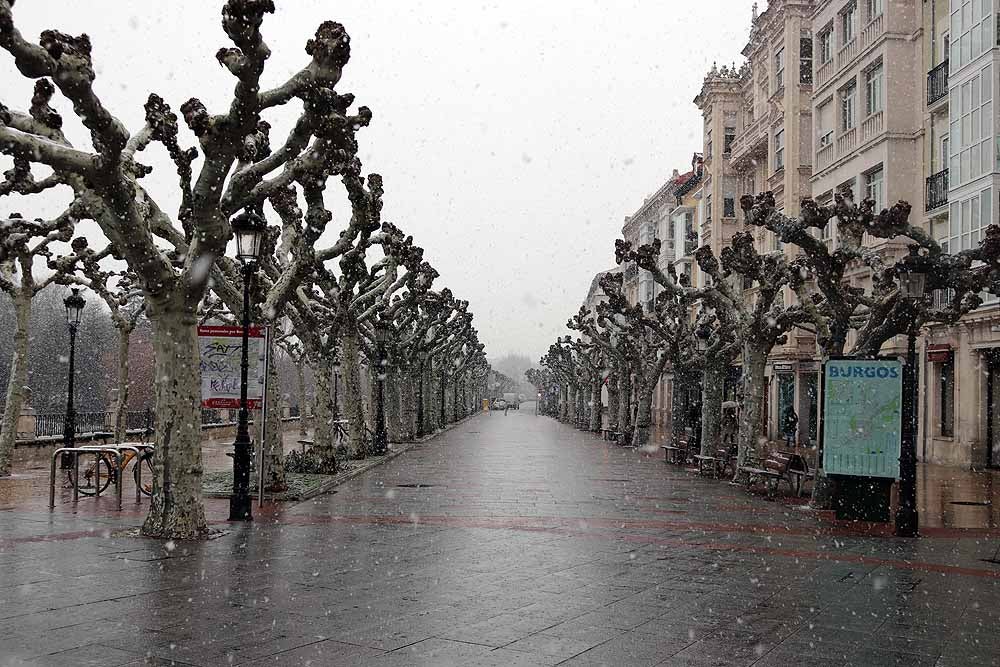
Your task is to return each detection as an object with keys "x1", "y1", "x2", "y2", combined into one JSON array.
[{"x1": 822, "y1": 359, "x2": 902, "y2": 479}]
